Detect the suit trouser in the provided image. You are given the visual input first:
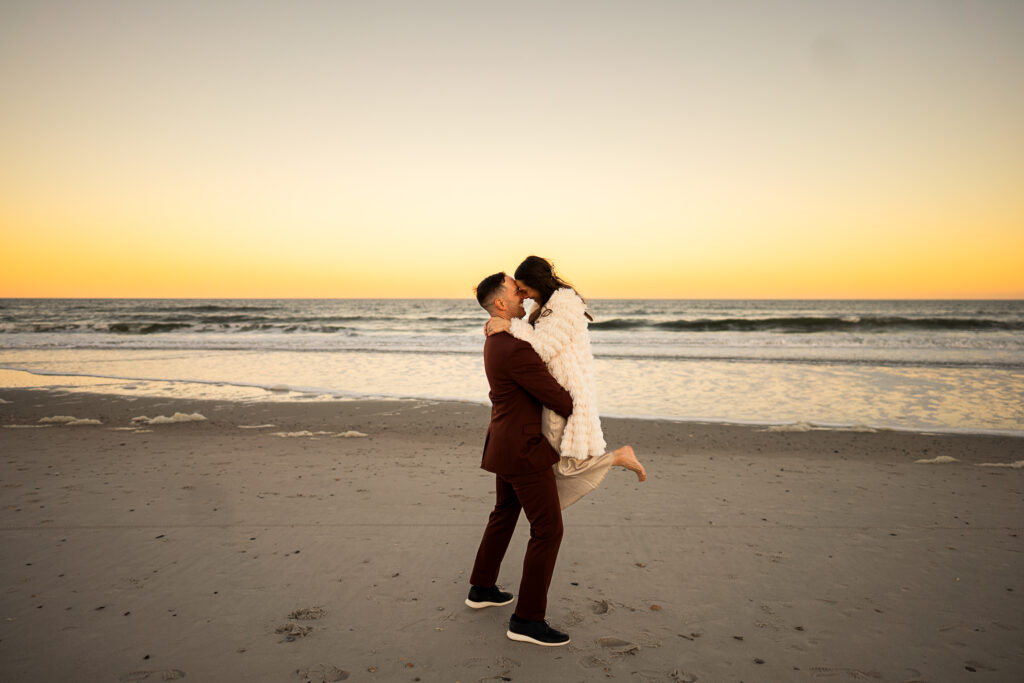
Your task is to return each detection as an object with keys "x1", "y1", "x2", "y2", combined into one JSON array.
[{"x1": 469, "y1": 466, "x2": 563, "y2": 622}]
